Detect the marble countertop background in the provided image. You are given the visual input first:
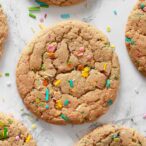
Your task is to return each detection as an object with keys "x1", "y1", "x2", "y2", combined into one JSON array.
[{"x1": 0, "y1": 0, "x2": 146, "y2": 145}]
